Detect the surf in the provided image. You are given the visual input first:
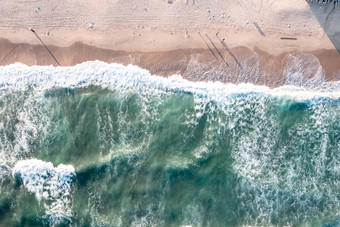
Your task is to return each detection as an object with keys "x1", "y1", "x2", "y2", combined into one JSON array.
[{"x1": 0, "y1": 61, "x2": 340, "y2": 226}]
